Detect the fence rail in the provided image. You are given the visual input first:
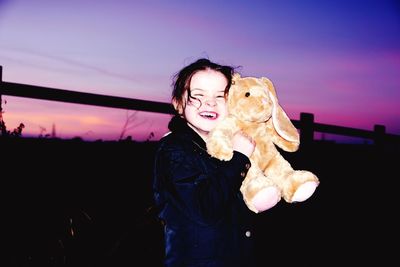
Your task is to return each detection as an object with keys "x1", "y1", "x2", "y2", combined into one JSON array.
[{"x1": 1, "y1": 65, "x2": 399, "y2": 145}]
